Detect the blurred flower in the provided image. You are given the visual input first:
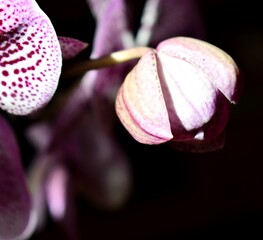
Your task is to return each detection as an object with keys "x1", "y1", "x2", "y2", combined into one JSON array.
[
  {"x1": 0, "y1": 114, "x2": 31, "y2": 240},
  {"x1": 0, "y1": 0, "x2": 62, "y2": 115},
  {"x1": 116, "y1": 37, "x2": 242, "y2": 152}
]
